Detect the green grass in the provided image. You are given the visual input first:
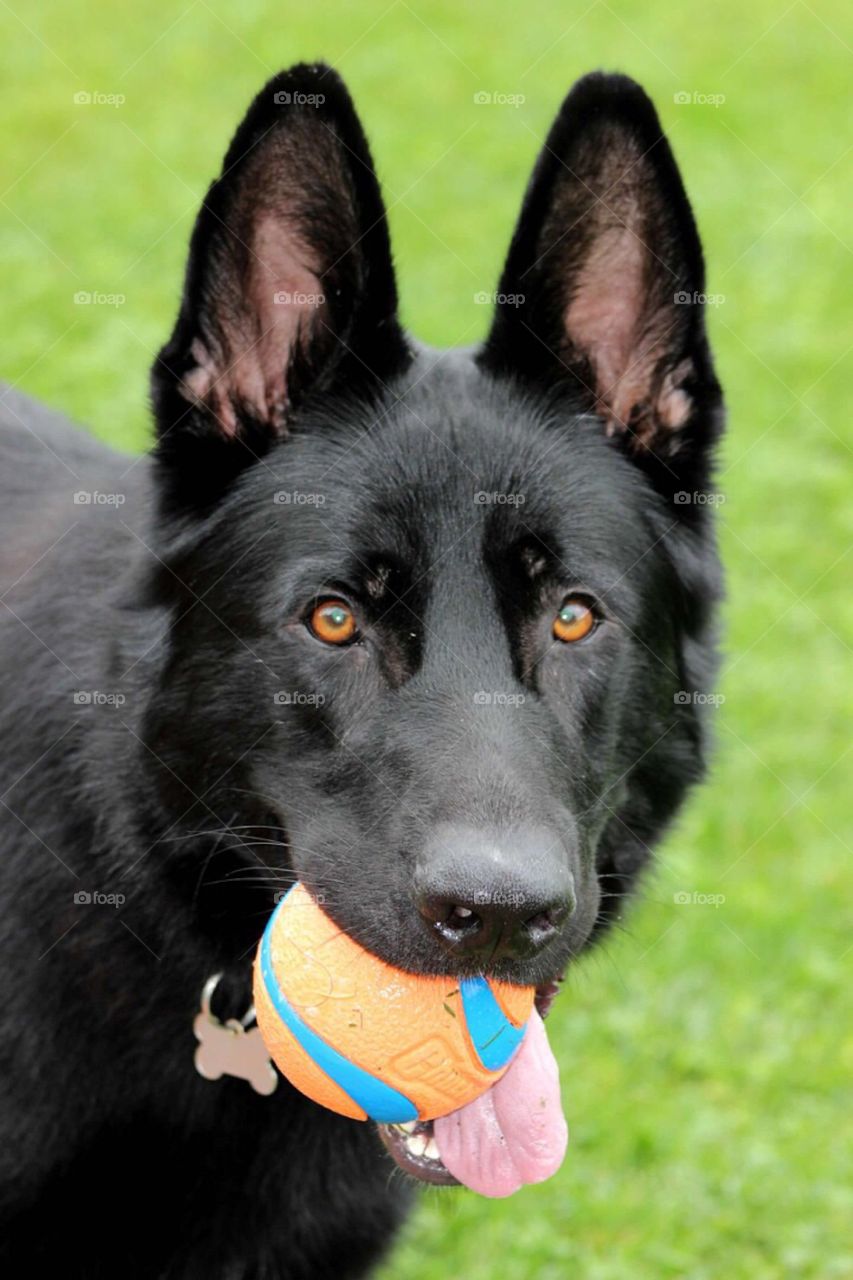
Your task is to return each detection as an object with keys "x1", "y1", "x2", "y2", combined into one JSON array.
[{"x1": 2, "y1": 2, "x2": 850, "y2": 1275}]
